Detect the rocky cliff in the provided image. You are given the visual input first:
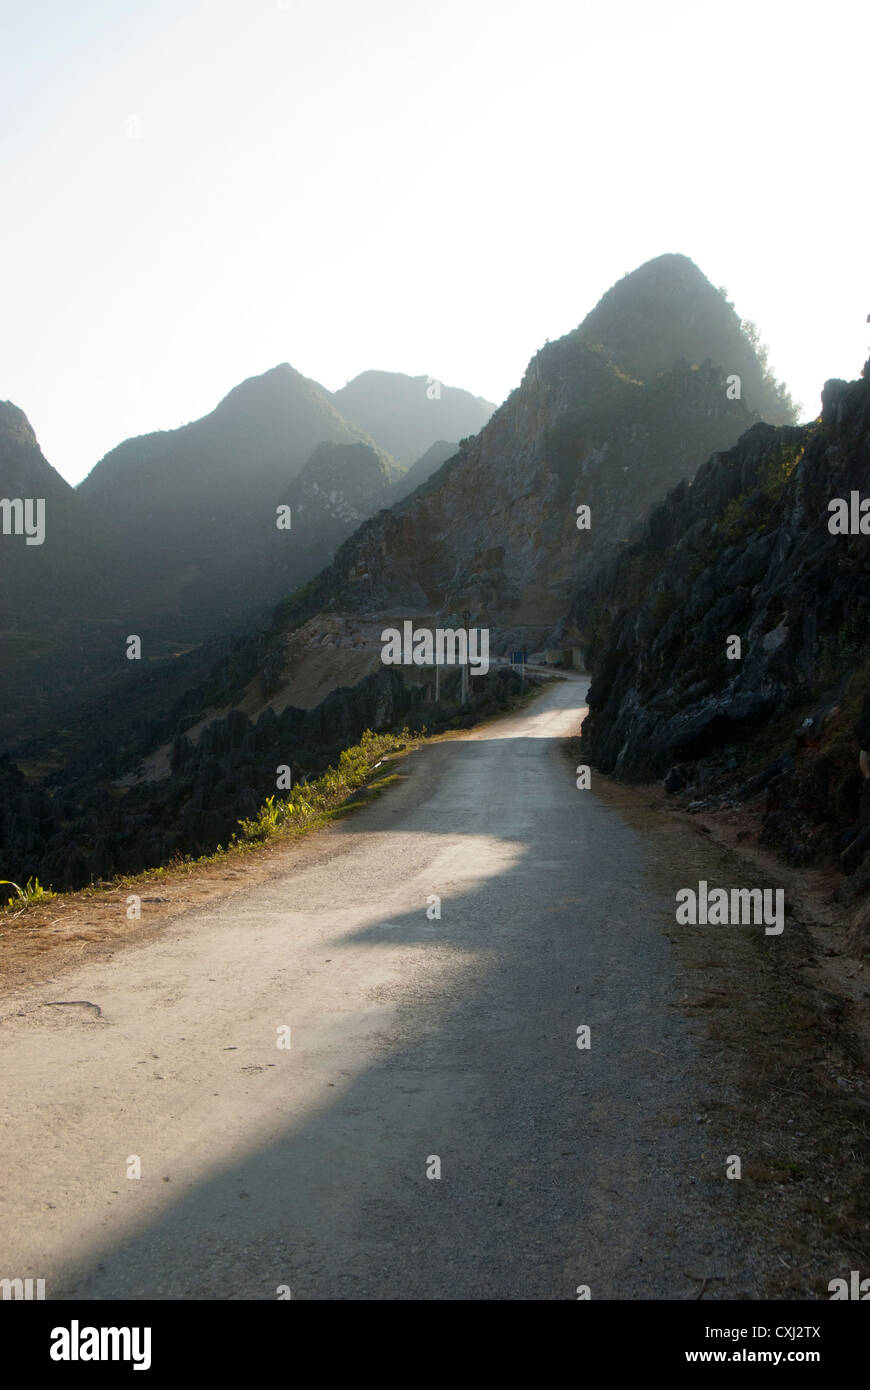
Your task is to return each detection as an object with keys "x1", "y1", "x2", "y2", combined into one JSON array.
[
  {"x1": 390, "y1": 440, "x2": 458, "y2": 504},
  {"x1": 578, "y1": 358, "x2": 870, "y2": 933}
]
